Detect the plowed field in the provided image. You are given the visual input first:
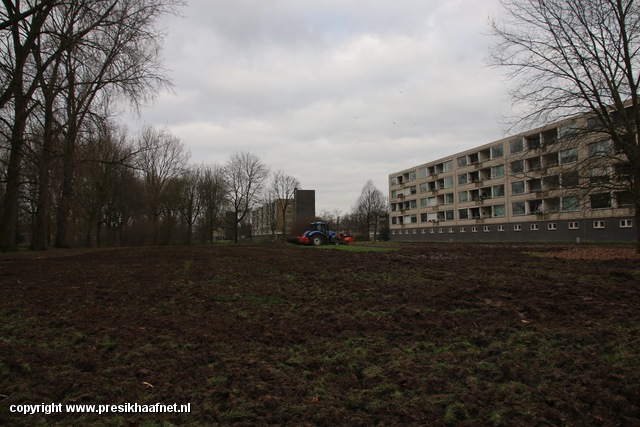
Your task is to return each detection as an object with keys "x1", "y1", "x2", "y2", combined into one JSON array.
[{"x1": 1, "y1": 243, "x2": 639, "y2": 426}]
